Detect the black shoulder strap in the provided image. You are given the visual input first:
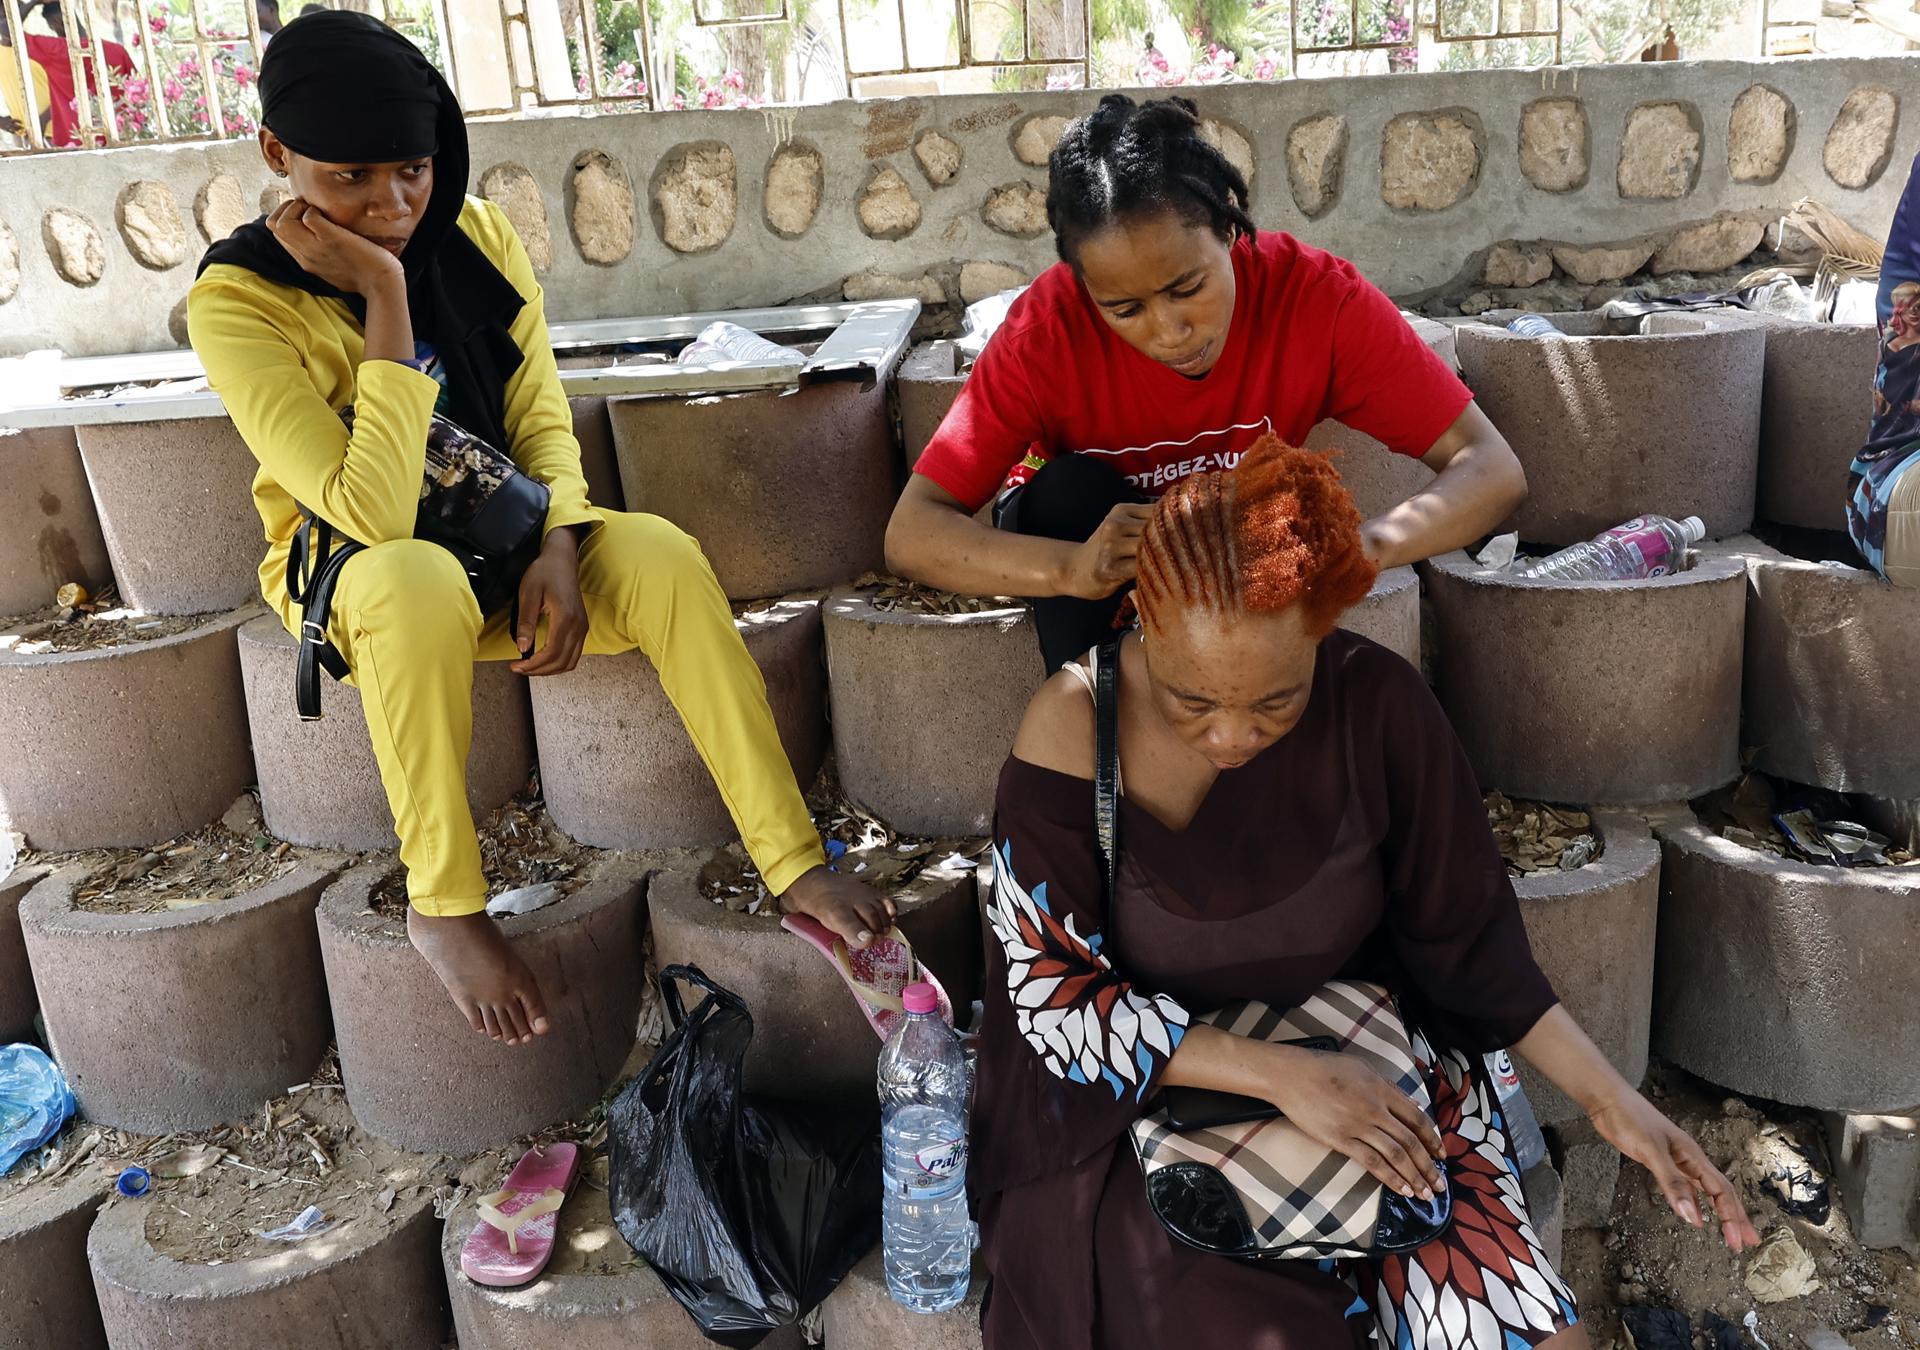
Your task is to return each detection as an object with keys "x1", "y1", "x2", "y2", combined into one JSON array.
[
  {"x1": 1093, "y1": 635, "x2": 1123, "y2": 908},
  {"x1": 287, "y1": 514, "x2": 361, "y2": 721}
]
